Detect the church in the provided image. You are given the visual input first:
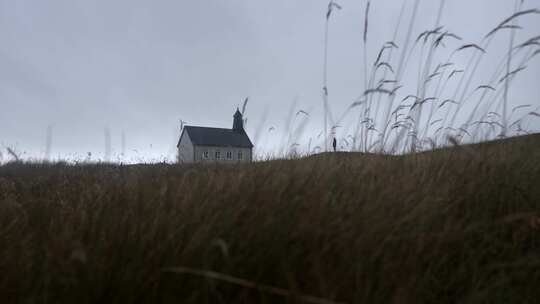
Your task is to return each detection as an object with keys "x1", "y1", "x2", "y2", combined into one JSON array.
[{"x1": 176, "y1": 109, "x2": 254, "y2": 163}]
